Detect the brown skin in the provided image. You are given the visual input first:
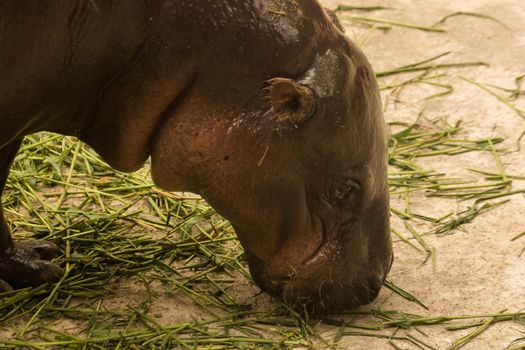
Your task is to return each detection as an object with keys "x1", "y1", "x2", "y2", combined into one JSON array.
[{"x1": 0, "y1": 0, "x2": 392, "y2": 313}]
